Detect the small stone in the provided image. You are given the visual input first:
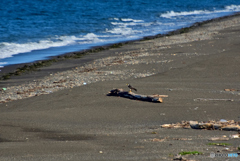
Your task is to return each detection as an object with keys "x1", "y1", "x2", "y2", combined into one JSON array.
[
  {"x1": 189, "y1": 121, "x2": 199, "y2": 129},
  {"x1": 220, "y1": 119, "x2": 228, "y2": 123}
]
